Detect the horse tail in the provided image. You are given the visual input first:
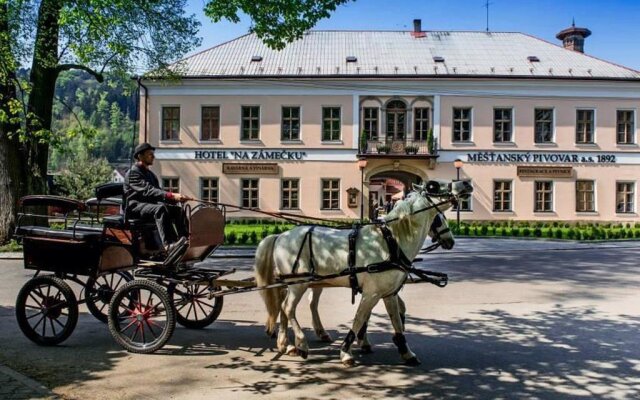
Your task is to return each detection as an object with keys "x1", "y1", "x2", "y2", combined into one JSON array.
[{"x1": 254, "y1": 234, "x2": 282, "y2": 336}]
